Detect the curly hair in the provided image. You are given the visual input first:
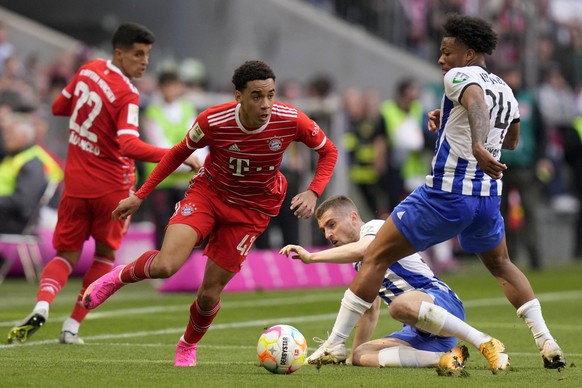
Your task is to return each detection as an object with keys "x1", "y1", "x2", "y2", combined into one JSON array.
[
  {"x1": 443, "y1": 14, "x2": 497, "y2": 55},
  {"x1": 231, "y1": 60, "x2": 276, "y2": 91}
]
